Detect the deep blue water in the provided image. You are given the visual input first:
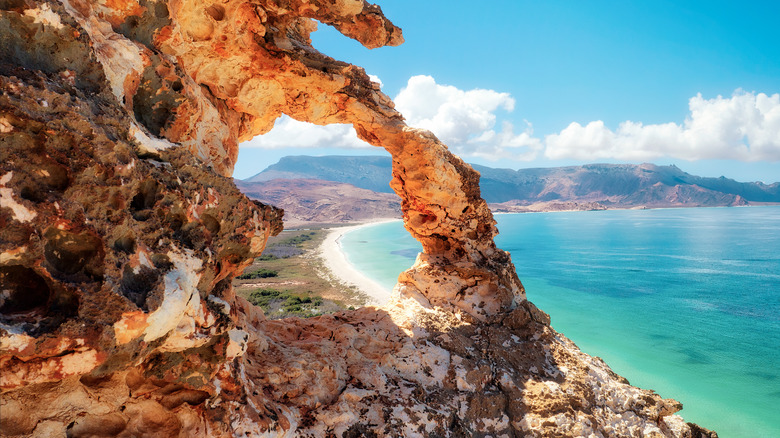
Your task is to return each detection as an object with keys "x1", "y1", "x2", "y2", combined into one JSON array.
[{"x1": 340, "y1": 206, "x2": 780, "y2": 437}]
